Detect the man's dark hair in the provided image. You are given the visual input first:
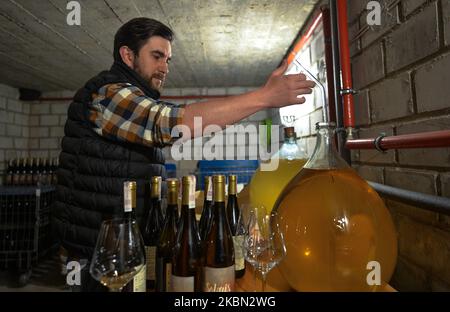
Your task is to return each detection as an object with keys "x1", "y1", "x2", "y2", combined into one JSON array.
[{"x1": 113, "y1": 18, "x2": 173, "y2": 62}]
